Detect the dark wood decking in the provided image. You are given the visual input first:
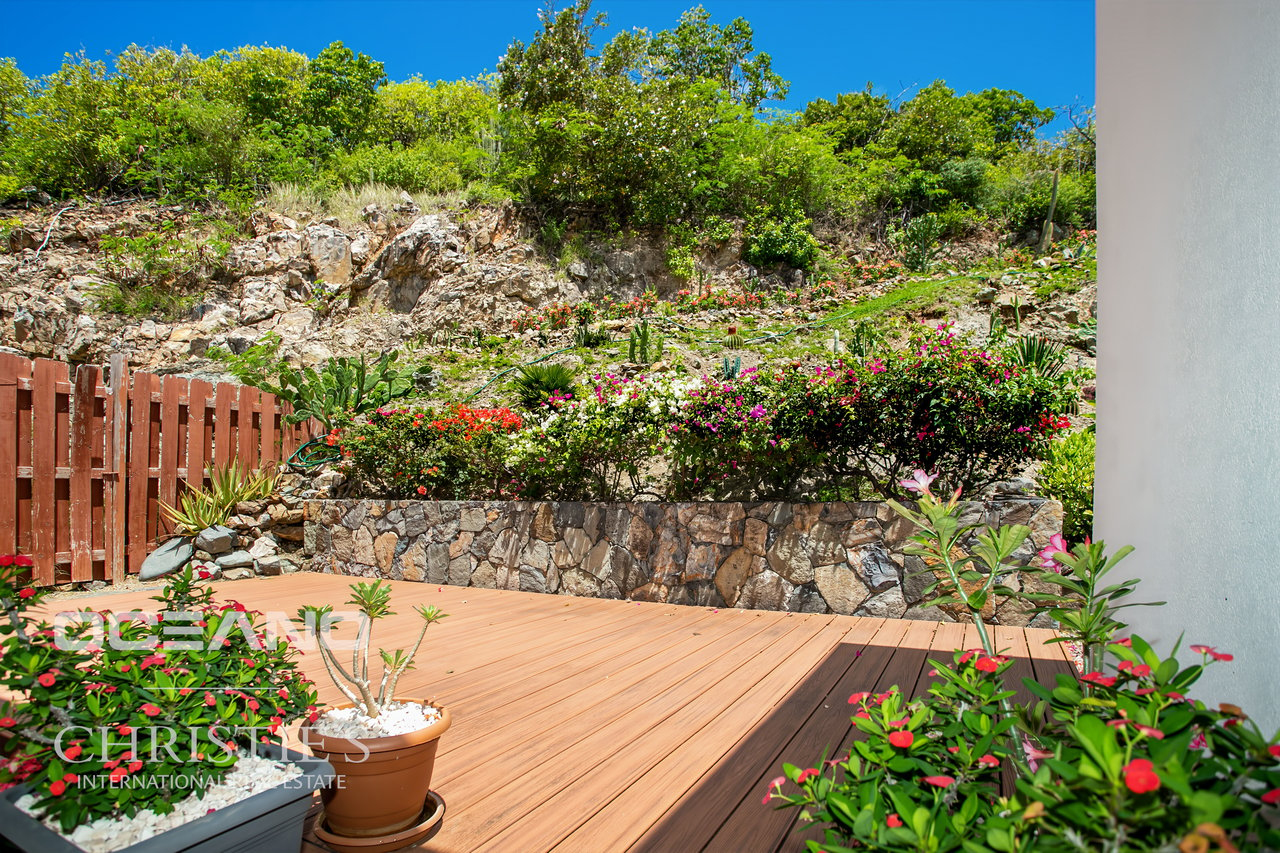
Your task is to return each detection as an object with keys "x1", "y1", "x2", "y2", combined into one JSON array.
[{"x1": 70, "y1": 574, "x2": 1074, "y2": 852}]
